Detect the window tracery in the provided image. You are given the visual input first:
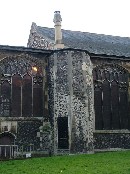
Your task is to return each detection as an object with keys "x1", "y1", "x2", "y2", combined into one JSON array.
[
  {"x1": 0, "y1": 56, "x2": 43, "y2": 117},
  {"x1": 93, "y1": 64, "x2": 129, "y2": 130}
]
